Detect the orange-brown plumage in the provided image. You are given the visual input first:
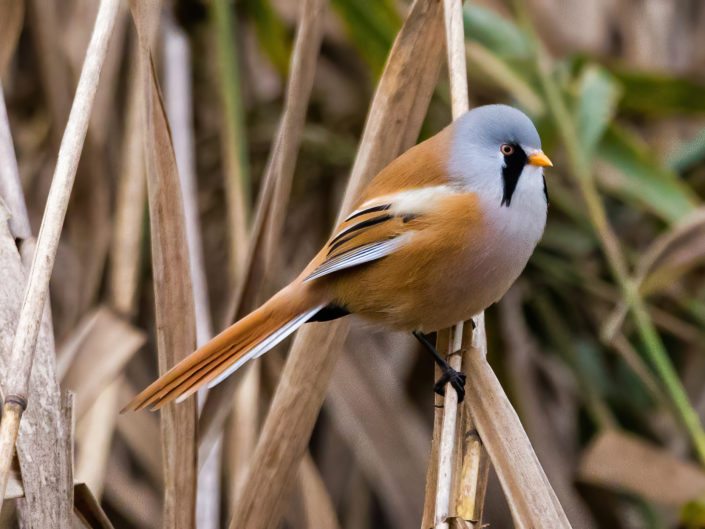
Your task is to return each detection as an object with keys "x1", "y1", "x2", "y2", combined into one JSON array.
[
  {"x1": 124, "y1": 104, "x2": 551, "y2": 411},
  {"x1": 358, "y1": 122, "x2": 452, "y2": 200}
]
